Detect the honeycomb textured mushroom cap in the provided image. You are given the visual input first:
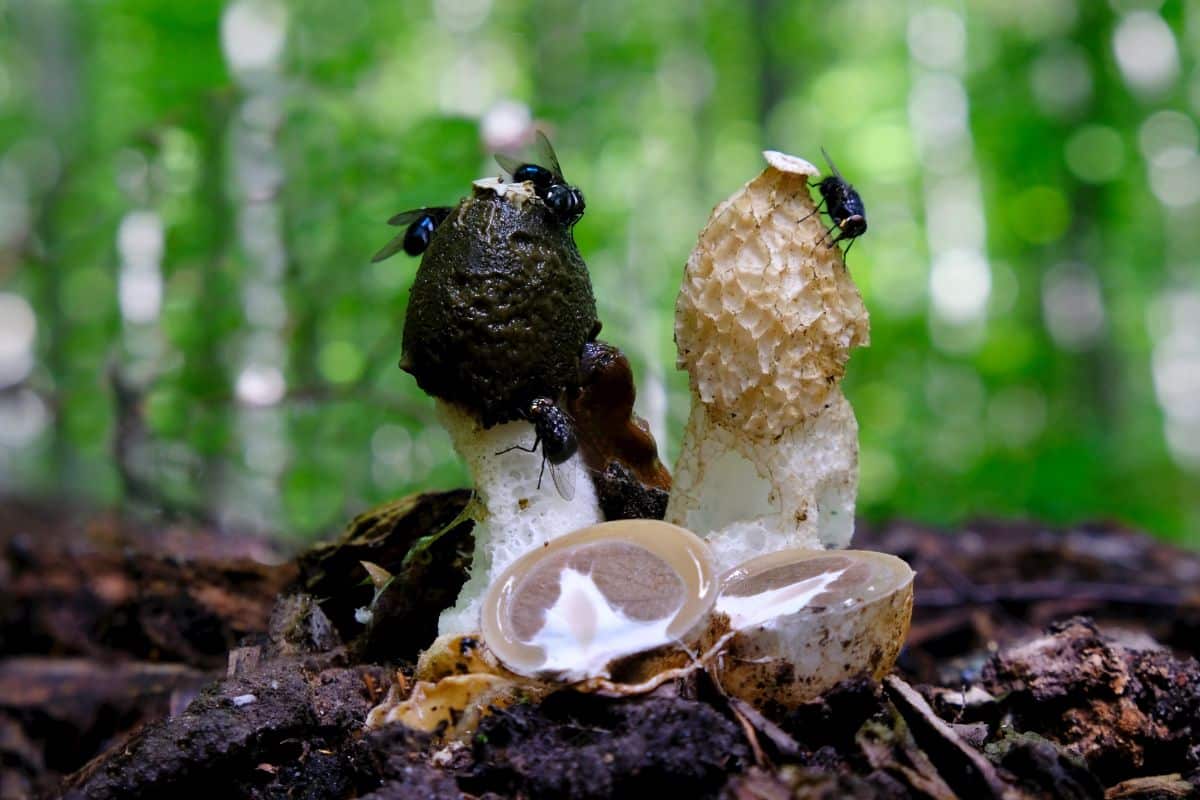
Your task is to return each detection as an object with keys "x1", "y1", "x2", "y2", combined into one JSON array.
[{"x1": 674, "y1": 151, "x2": 869, "y2": 440}]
